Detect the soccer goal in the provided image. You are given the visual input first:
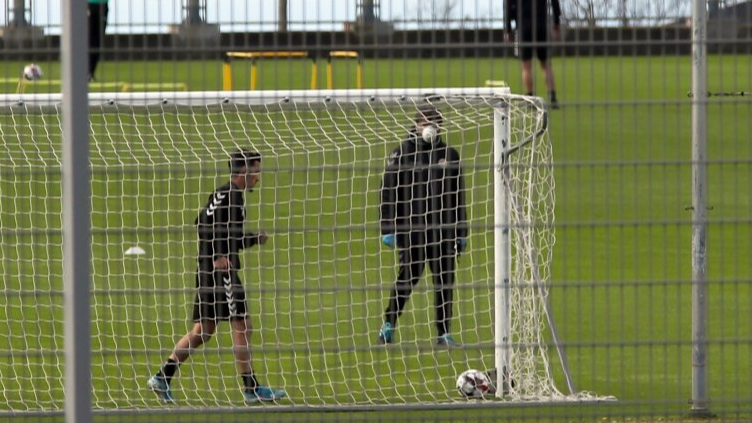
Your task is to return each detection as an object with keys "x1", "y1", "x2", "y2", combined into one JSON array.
[{"x1": 0, "y1": 88, "x2": 591, "y2": 413}]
